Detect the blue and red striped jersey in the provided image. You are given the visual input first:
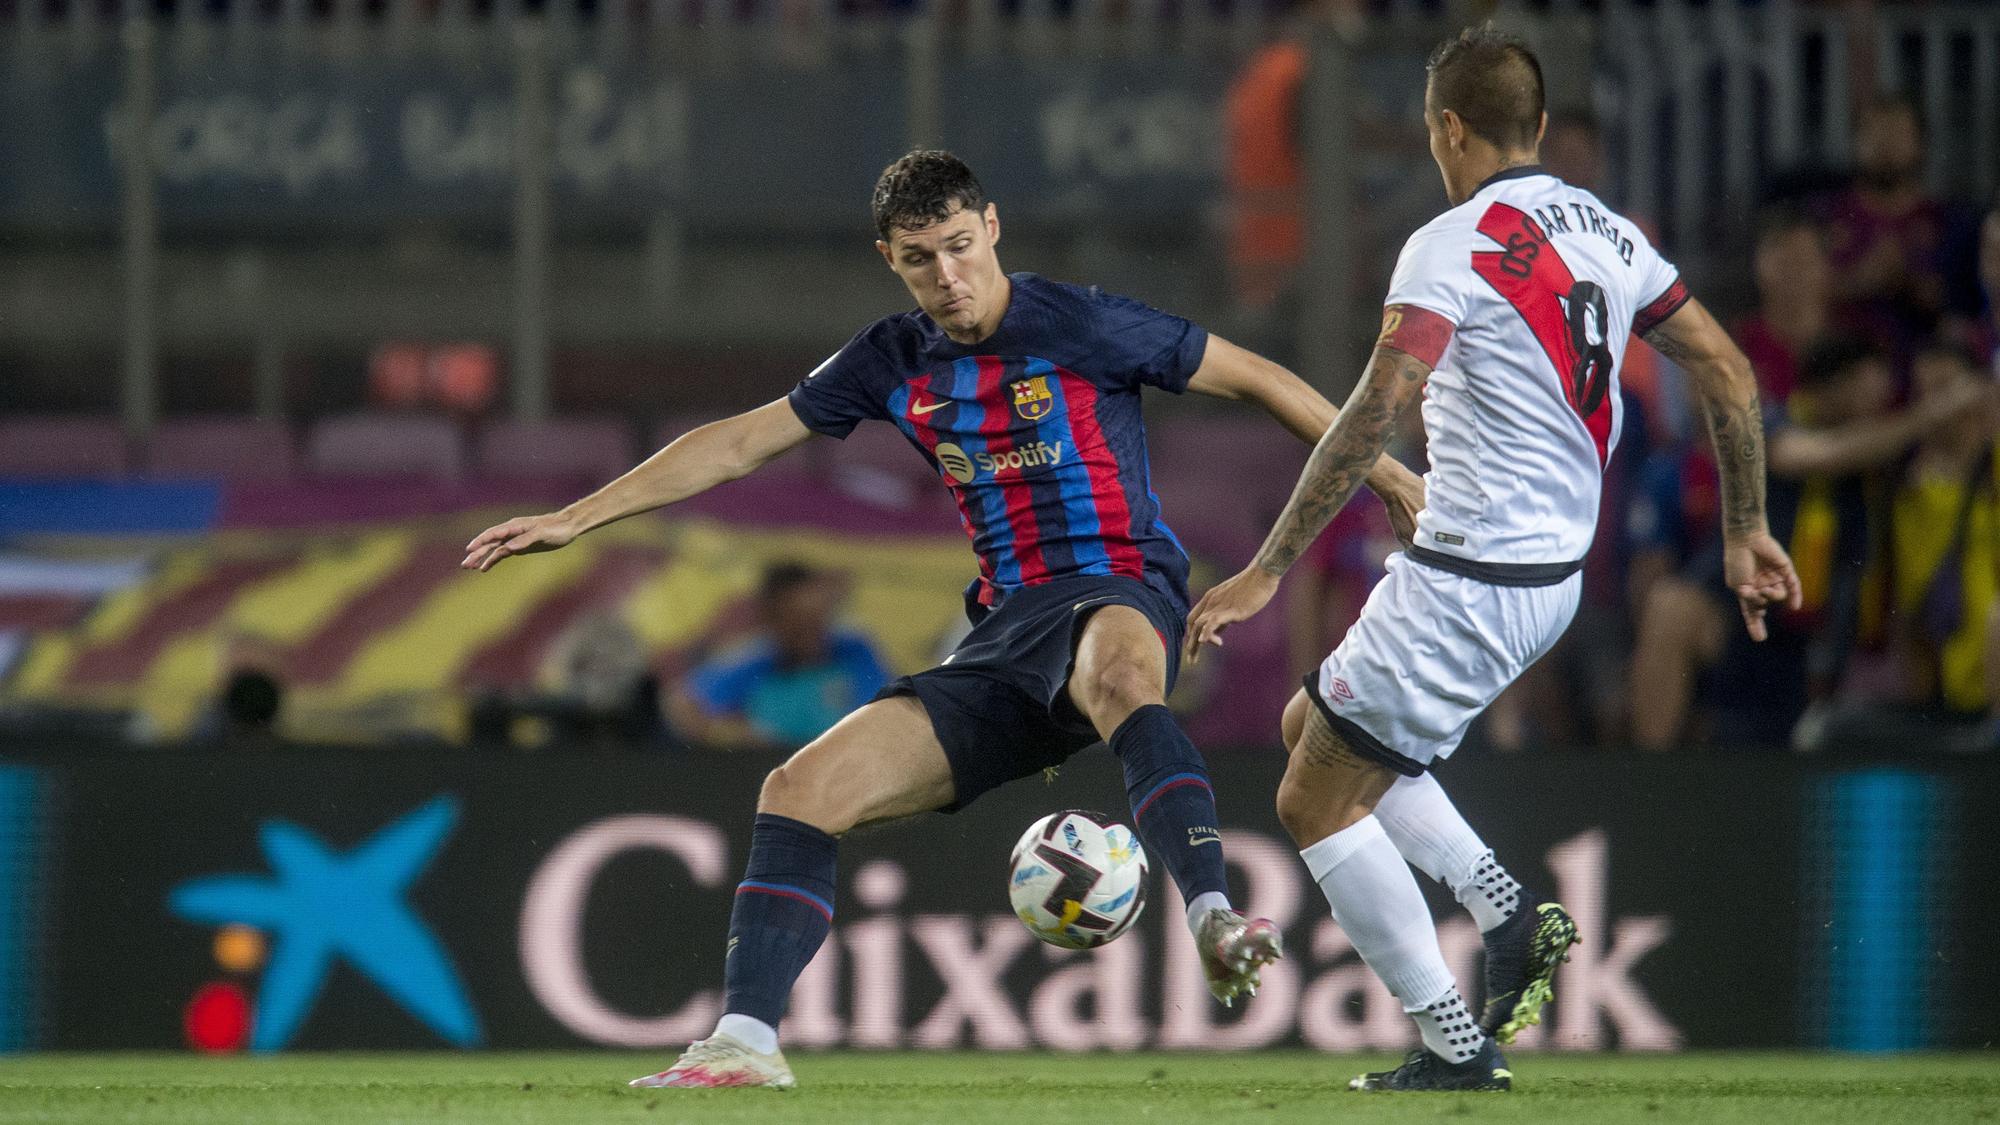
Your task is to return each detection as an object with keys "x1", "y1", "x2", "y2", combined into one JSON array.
[{"x1": 788, "y1": 273, "x2": 1205, "y2": 612}]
